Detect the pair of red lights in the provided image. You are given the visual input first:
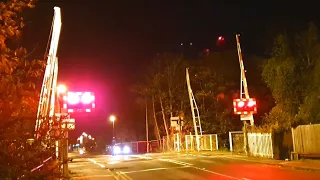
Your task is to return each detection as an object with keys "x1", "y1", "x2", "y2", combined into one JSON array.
[
  {"x1": 62, "y1": 92, "x2": 95, "y2": 113},
  {"x1": 63, "y1": 92, "x2": 95, "y2": 105},
  {"x1": 233, "y1": 98, "x2": 257, "y2": 115},
  {"x1": 236, "y1": 100, "x2": 256, "y2": 108}
]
